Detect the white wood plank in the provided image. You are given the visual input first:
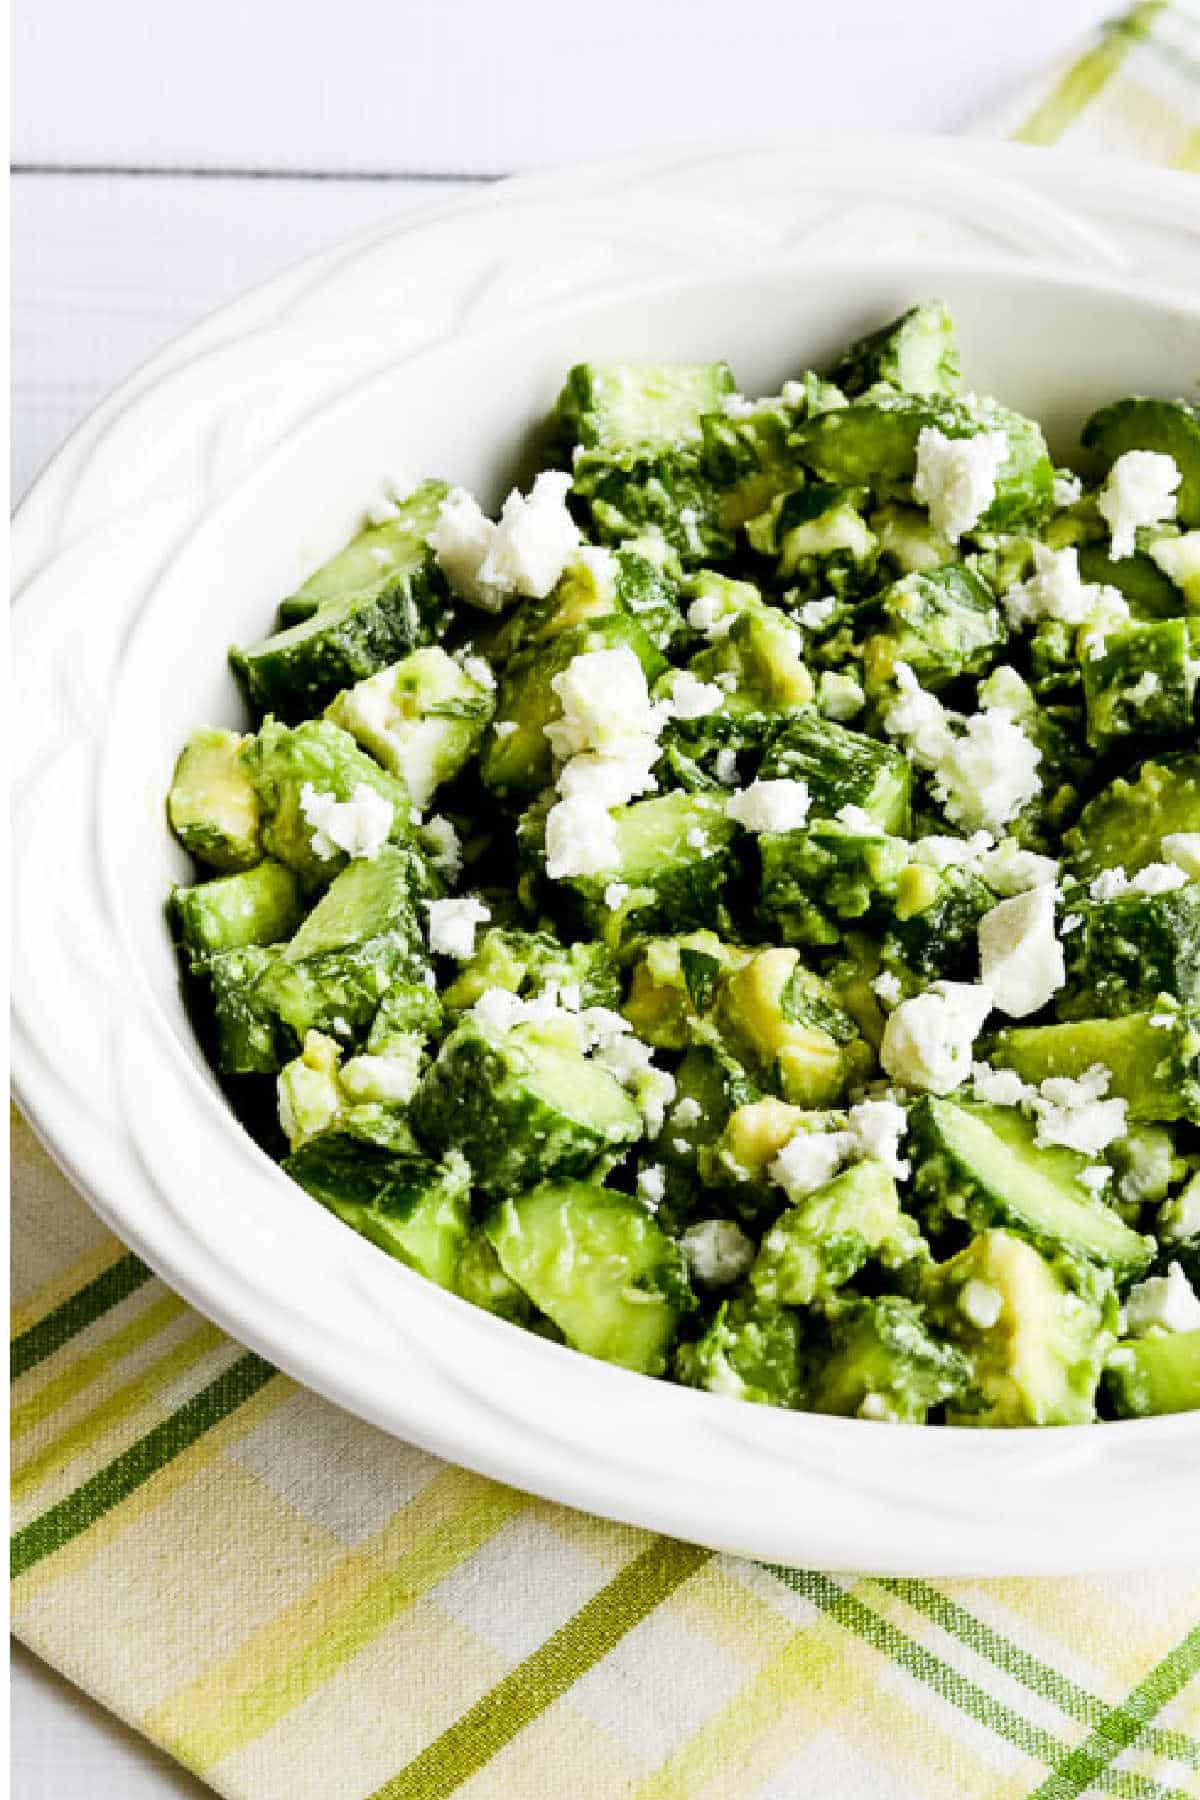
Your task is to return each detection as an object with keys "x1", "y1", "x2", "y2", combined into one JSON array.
[
  {"x1": 14, "y1": 0, "x2": 1113, "y2": 177},
  {"x1": 12, "y1": 172, "x2": 475, "y2": 498}
]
